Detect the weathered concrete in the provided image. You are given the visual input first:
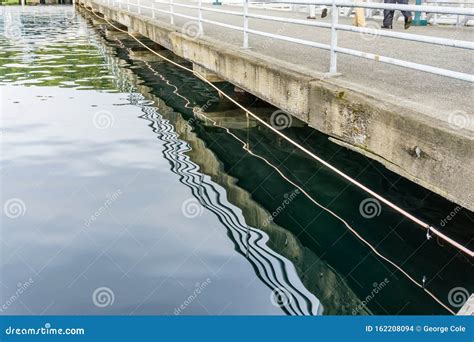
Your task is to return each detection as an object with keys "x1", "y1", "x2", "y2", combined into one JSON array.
[{"x1": 78, "y1": 0, "x2": 474, "y2": 211}]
